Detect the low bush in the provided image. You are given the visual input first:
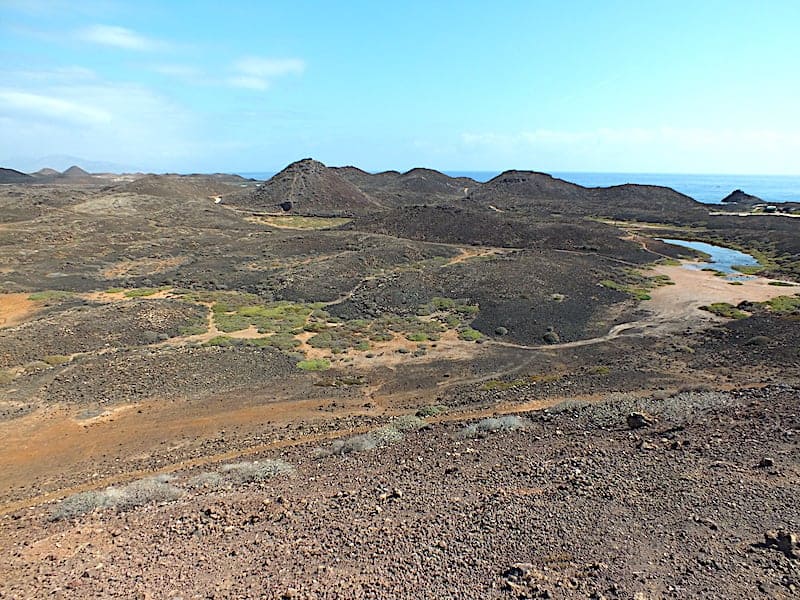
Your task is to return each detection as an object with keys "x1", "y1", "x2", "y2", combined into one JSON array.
[
  {"x1": 458, "y1": 415, "x2": 528, "y2": 438},
  {"x1": 415, "y1": 404, "x2": 448, "y2": 417},
  {"x1": 320, "y1": 415, "x2": 428, "y2": 456},
  {"x1": 297, "y1": 358, "x2": 330, "y2": 371},
  {"x1": 459, "y1": 328, "x2": 483, "y2": 341},
  {"x1": 699, "y1": 302, "x2": 748, "y2": 319},
  {"x1": 50, "y1": 476, "x2": 183, "y2": 521}
]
